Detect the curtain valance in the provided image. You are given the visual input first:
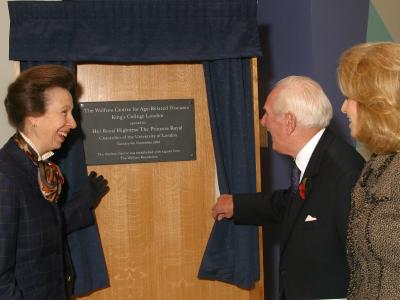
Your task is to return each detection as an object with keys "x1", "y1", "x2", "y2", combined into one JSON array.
[{"x1": 9, "y1": 0, "x2": 261, "y2": 62}]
